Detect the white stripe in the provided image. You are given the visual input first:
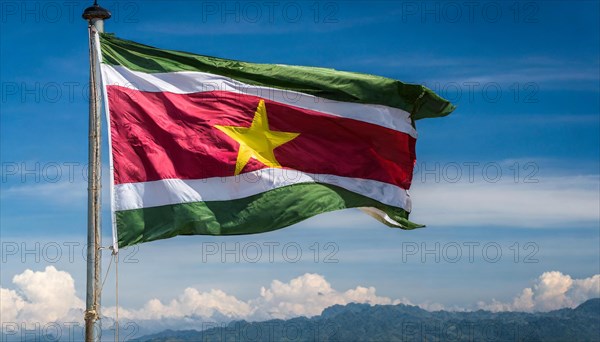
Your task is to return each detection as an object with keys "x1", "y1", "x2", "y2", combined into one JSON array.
[
  {"x1": 114, "y1": 168, "x2": 411, "y2": 213},
  {"x1": 101, "y1": 64, "x2": 418, "y2": 139},
  {"x1": 360, "y1": 207, "x2": 406, "y2": 226},
  {"x1": 92, "y1": 30, "x2": 120, "y2": 252}
]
